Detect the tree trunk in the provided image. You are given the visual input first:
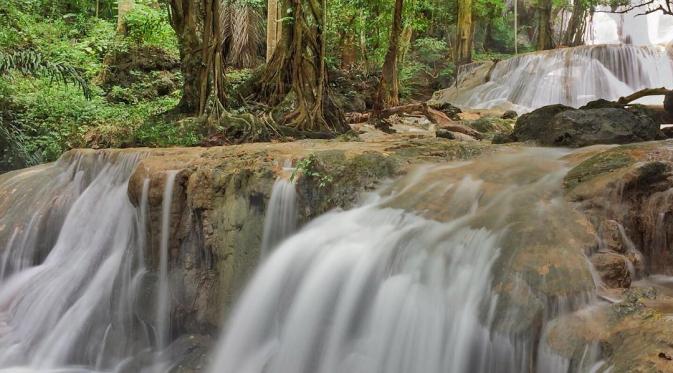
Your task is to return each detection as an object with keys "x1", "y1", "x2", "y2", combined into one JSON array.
[
  {"x1": 359, "y1": 10, "x2": 369, "y2": 71},
  {"x1": 340, "y1": 16, "x2": 357, "y2": 69},
  {"x1": 116, "y1": 0, "x2": 134, "y2": 34},
  {"x1": 266, "y1": 0, "x2": 282, "y2": 62},
  {"x1": 398, "y1": 25, "x2": 413, "y2": 65},
  {"x1": 536, "y1": 0, "x2": 554, "y2": 50},
  {"x1": 455, "y1": 0, "x2": 473, "y2": 65},
  {"x1": 168, "y1": 0, "x2": 211, "y2": 114},
  {"x1": 562, "y1": 0, "x2": 586, "y2": 46},
  {"x1": 373, "y1": 0, "x2": 404, "y2": 111},
  {"x1": 256, "y1": 0, "x2": 347, "y2": 132}
]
